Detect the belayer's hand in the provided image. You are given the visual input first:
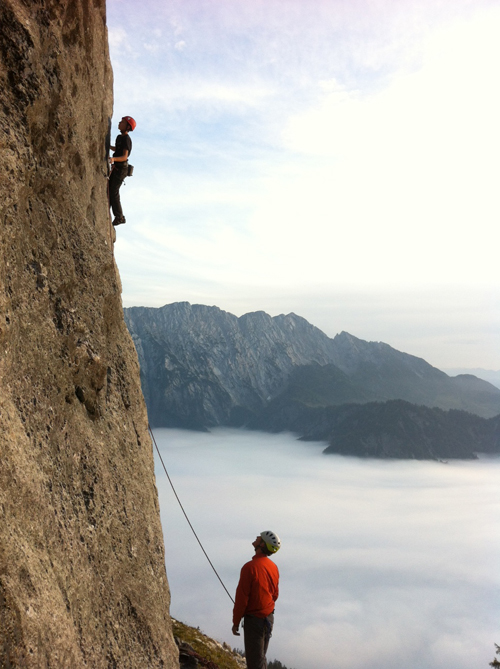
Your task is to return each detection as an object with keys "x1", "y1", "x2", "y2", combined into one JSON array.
[{"x1": 232, "y1": 624, "x2": 240, "y2": 636}]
